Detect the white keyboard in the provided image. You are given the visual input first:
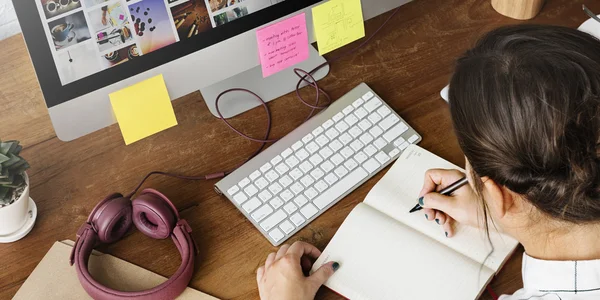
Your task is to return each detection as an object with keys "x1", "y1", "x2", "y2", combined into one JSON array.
[{"x1": 215, "y1": 83, "x2": 421, "y2": 246}]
